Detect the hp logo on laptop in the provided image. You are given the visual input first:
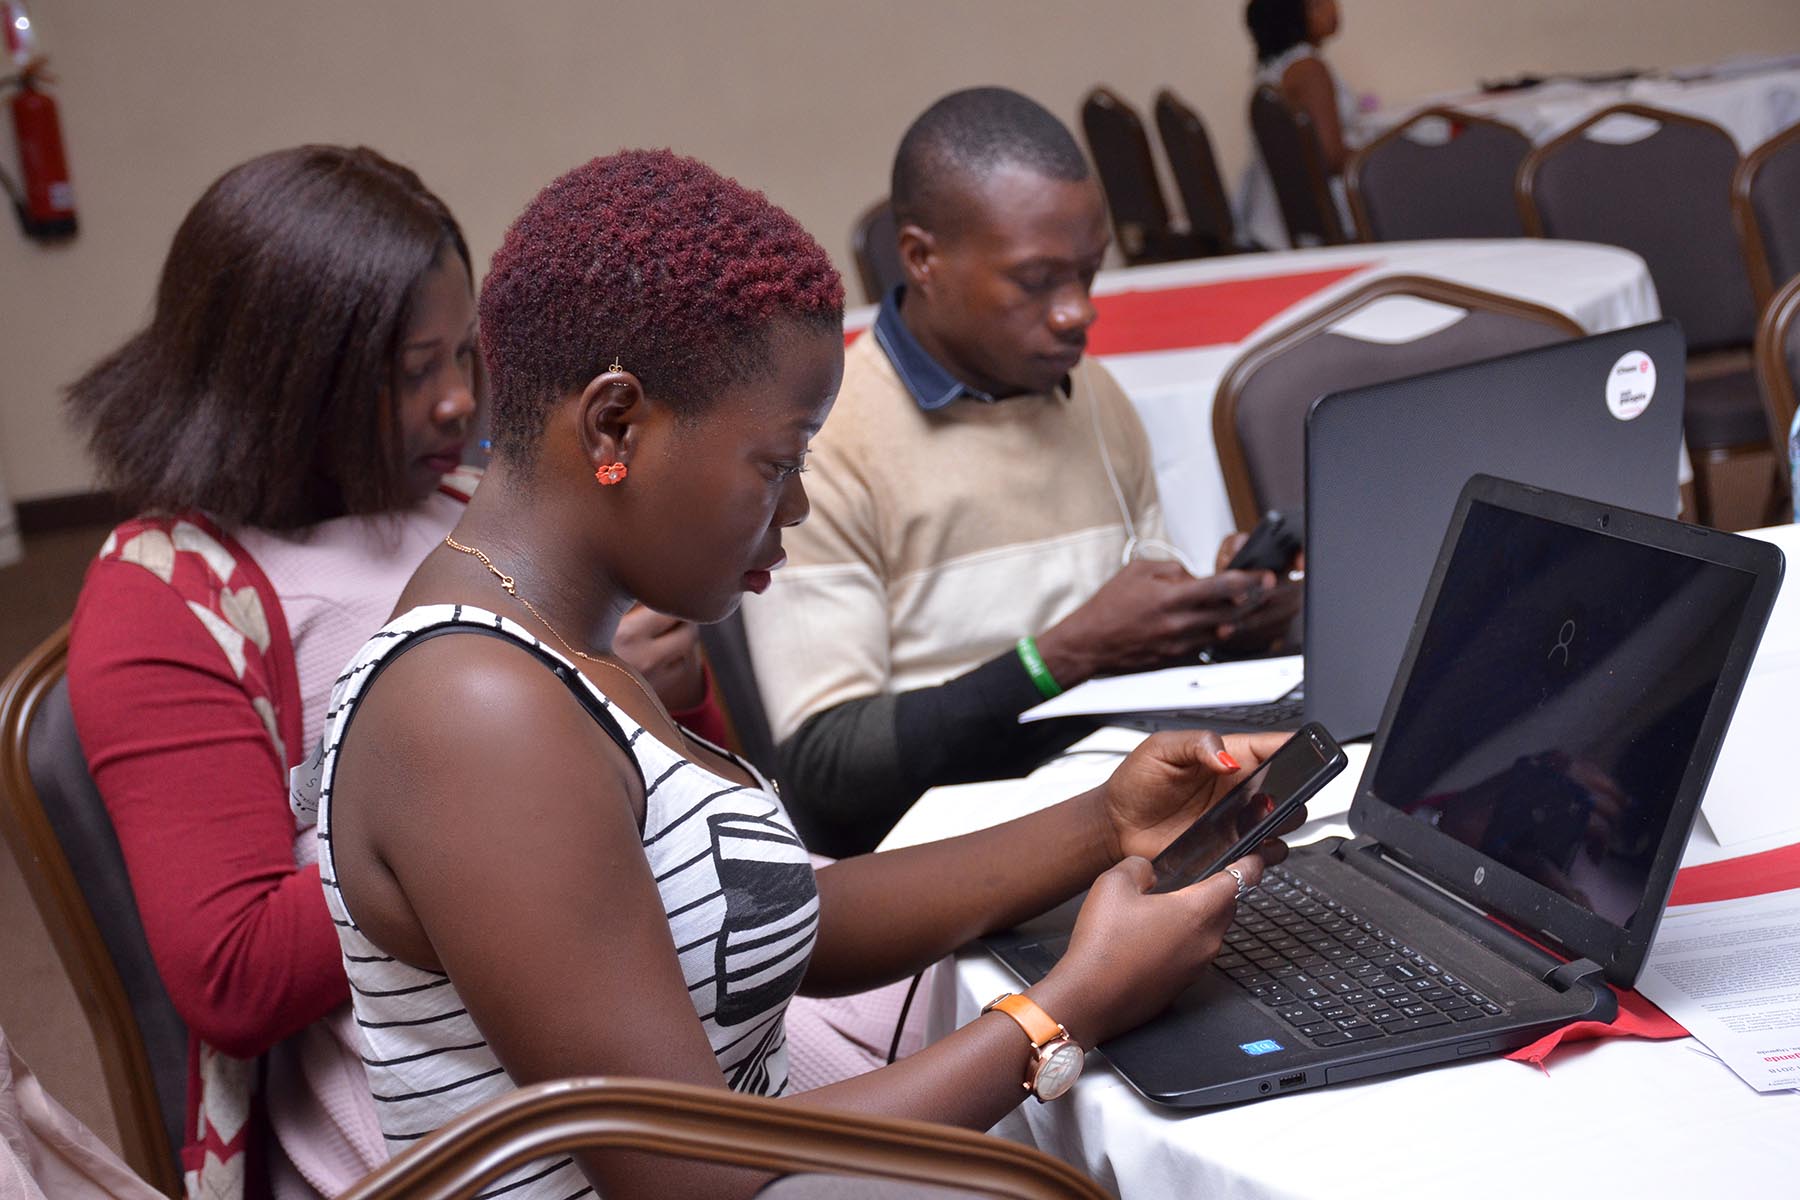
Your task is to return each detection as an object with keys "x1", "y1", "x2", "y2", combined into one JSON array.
[{"x1": 1474, "y1": 867, "x2": 1486, "y2": 886}]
